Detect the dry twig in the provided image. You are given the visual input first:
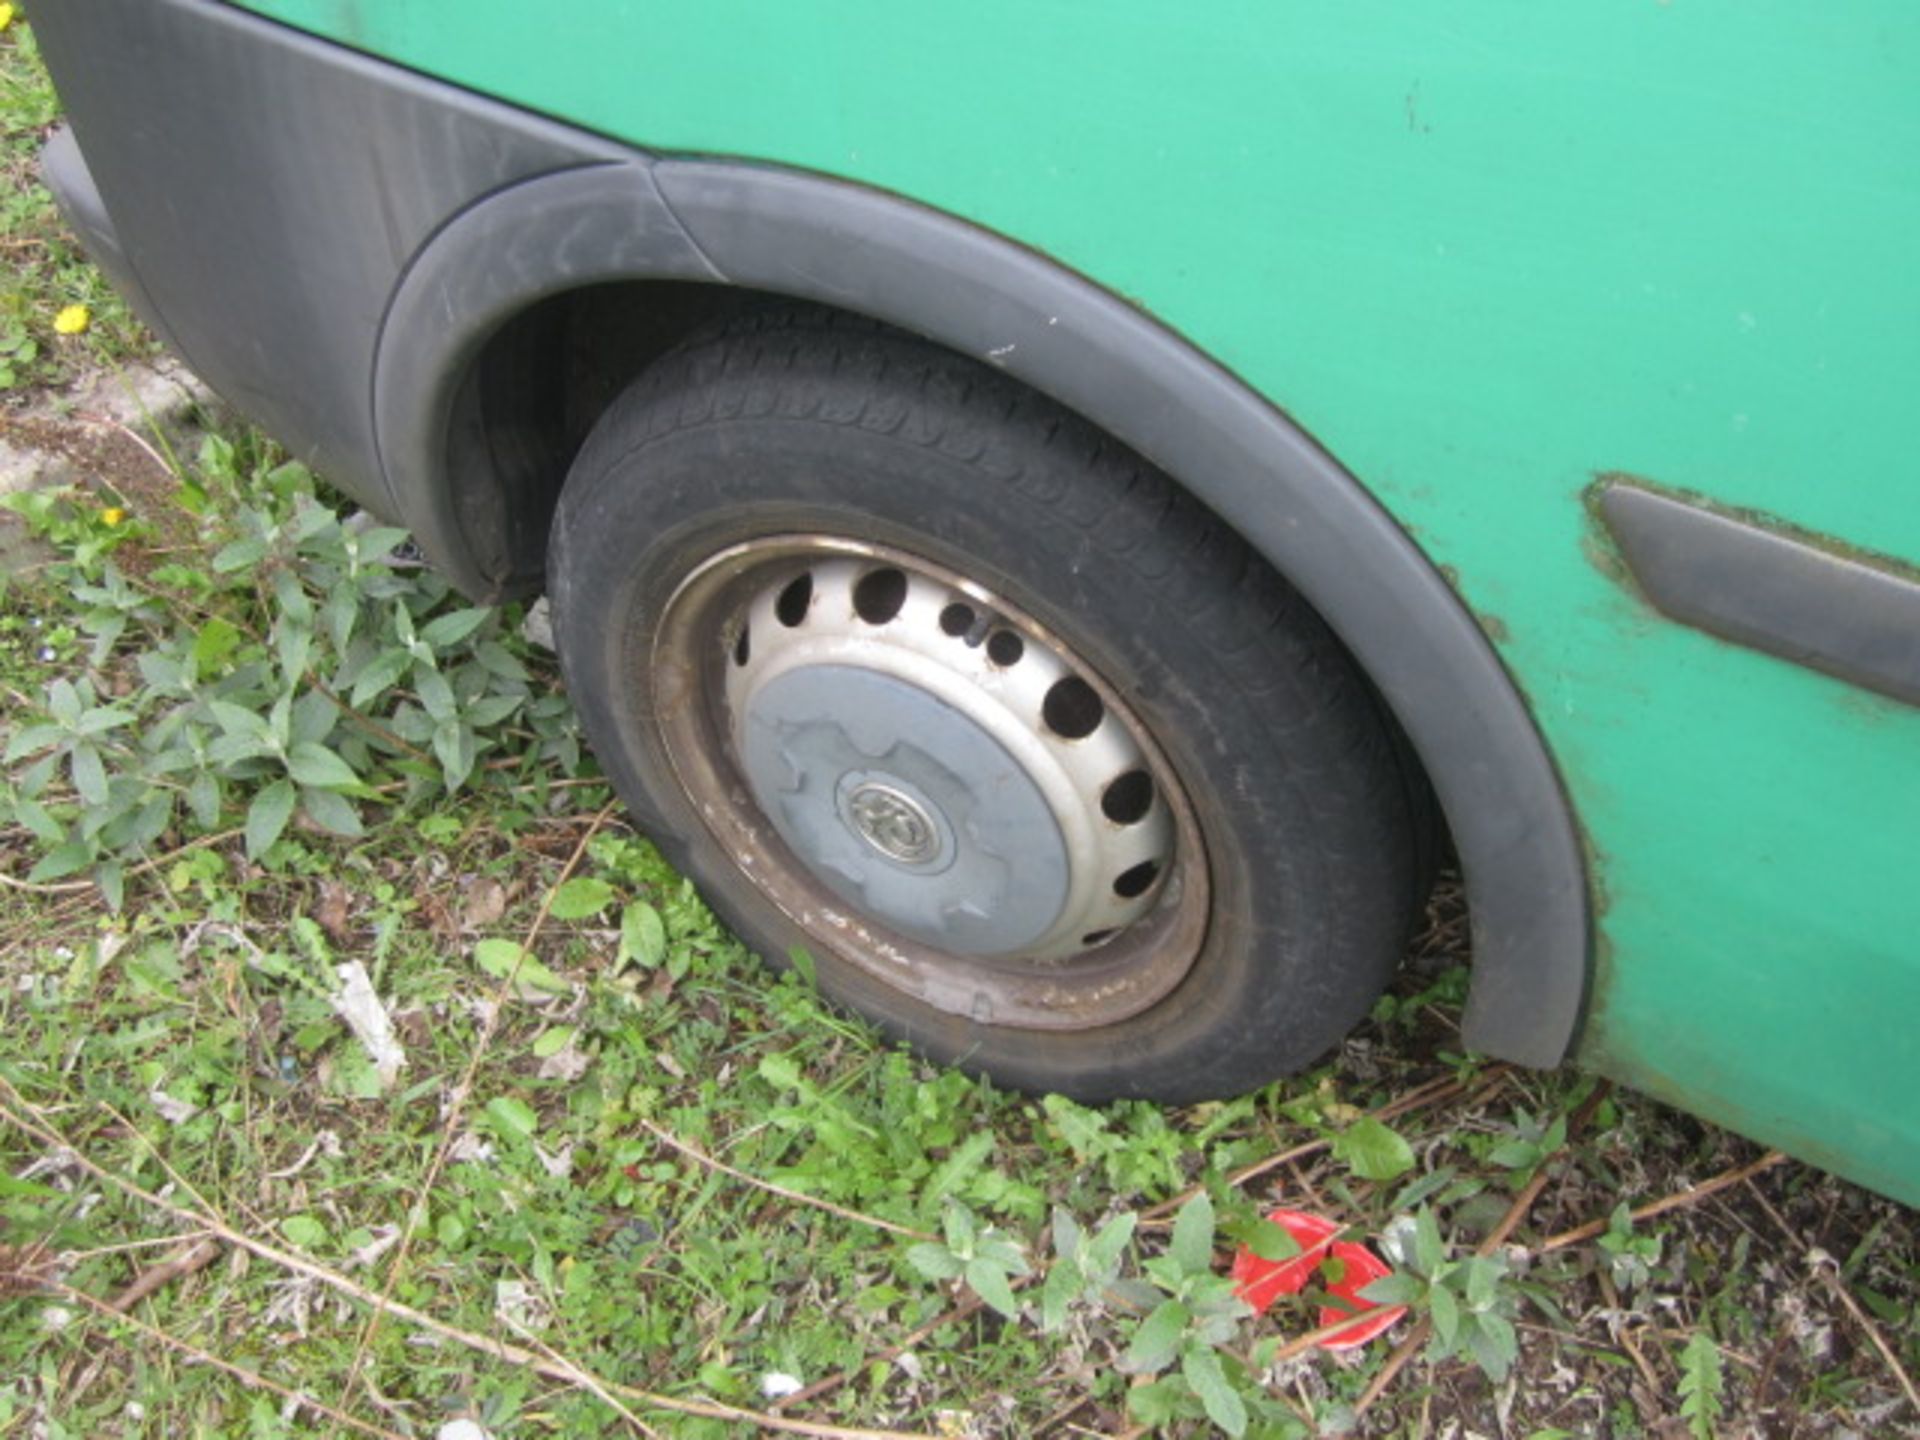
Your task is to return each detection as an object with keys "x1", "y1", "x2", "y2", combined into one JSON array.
[
  {"x1": 503, "y1": 1316, "x2": 666, "y2": 1440},
  {"x1": 341, "y1": 801, "x2": 618, "y2": 1403},
  {"x1": 0, "y1": 1087, "x2": 938, "y2": 1440},
  {"x1": 1353, "y1": 1081, "x2": 1612, "y2": 1420},
  {"x1": 0, "y1": 1235, "x2": 58, "y2": 1297},
  {"x1": 1537, "y1": 1149, "x2": 1788, "y2": 1252},
  {"x1": 54, "y1": 1282, "x2": 408, "y2": 1440},
  {"x1": 1743, "y1": 1178, "x2": 1920, "y2": 1421},
  {"x1": 1142, "y1": 1066, "x2": 1500, "y2": 1223},
  {"x1": 640, "y1": 1118, "x2": 937, "y2": 1241},
  {"x1": 774, "y1": 1293, "x2": 992, "y2": 1413},
  {"x1": 66, "y1": 1230, "x2": 217, "y2": 1262},
  {"x1": 98, "y1": 1101, "x2": 235, "y2": 1230},
  {"x1": 0, "y1": 827, "x2": 244, "y2": 895},
  {"x1": 71, "y1": 408, "x2": 180, "y2": 484},
  {"x1": 105, "y1": 1237, "x2": 220, "y2": 1312}
]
